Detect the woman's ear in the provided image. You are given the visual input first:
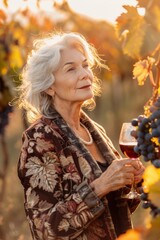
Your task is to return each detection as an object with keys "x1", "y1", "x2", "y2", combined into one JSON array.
[{"x1": 45, "y1": 85, "x2": 55, "y2": 97}]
